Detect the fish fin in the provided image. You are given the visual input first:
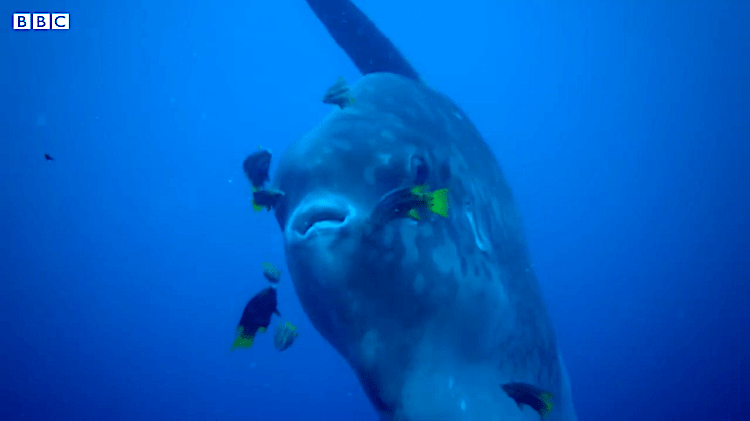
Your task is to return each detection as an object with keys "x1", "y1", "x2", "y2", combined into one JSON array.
[
  {"x1": 231, "y1": 334, "x2": 255, "y2": 350},
  {"x1": 410, "y1": 185, "x2": 427, "y2": 196},
  {"x1": 427, "y1": 188, "x2": 449, "y2": 217},
  {"x1": 408, "y1": 209, "x2": 421, "y2": 220},
  {"x1": 301, "y1": 0, "x2": 421, "y2": 80},
  {"x1": 539, "y1": 392, "x2": 554, "y2": 417},
  {"x1": 502, "y1": 383, "x2": 554, "y2": 418}
]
